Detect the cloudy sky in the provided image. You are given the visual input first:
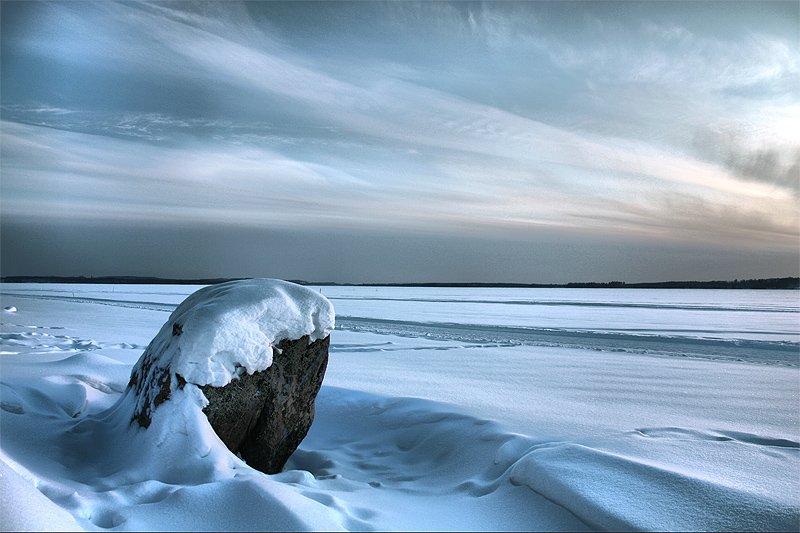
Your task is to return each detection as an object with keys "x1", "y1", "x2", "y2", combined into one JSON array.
[{"x1": 1, "y1": 1, "x2": 798, "y2": 283}]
